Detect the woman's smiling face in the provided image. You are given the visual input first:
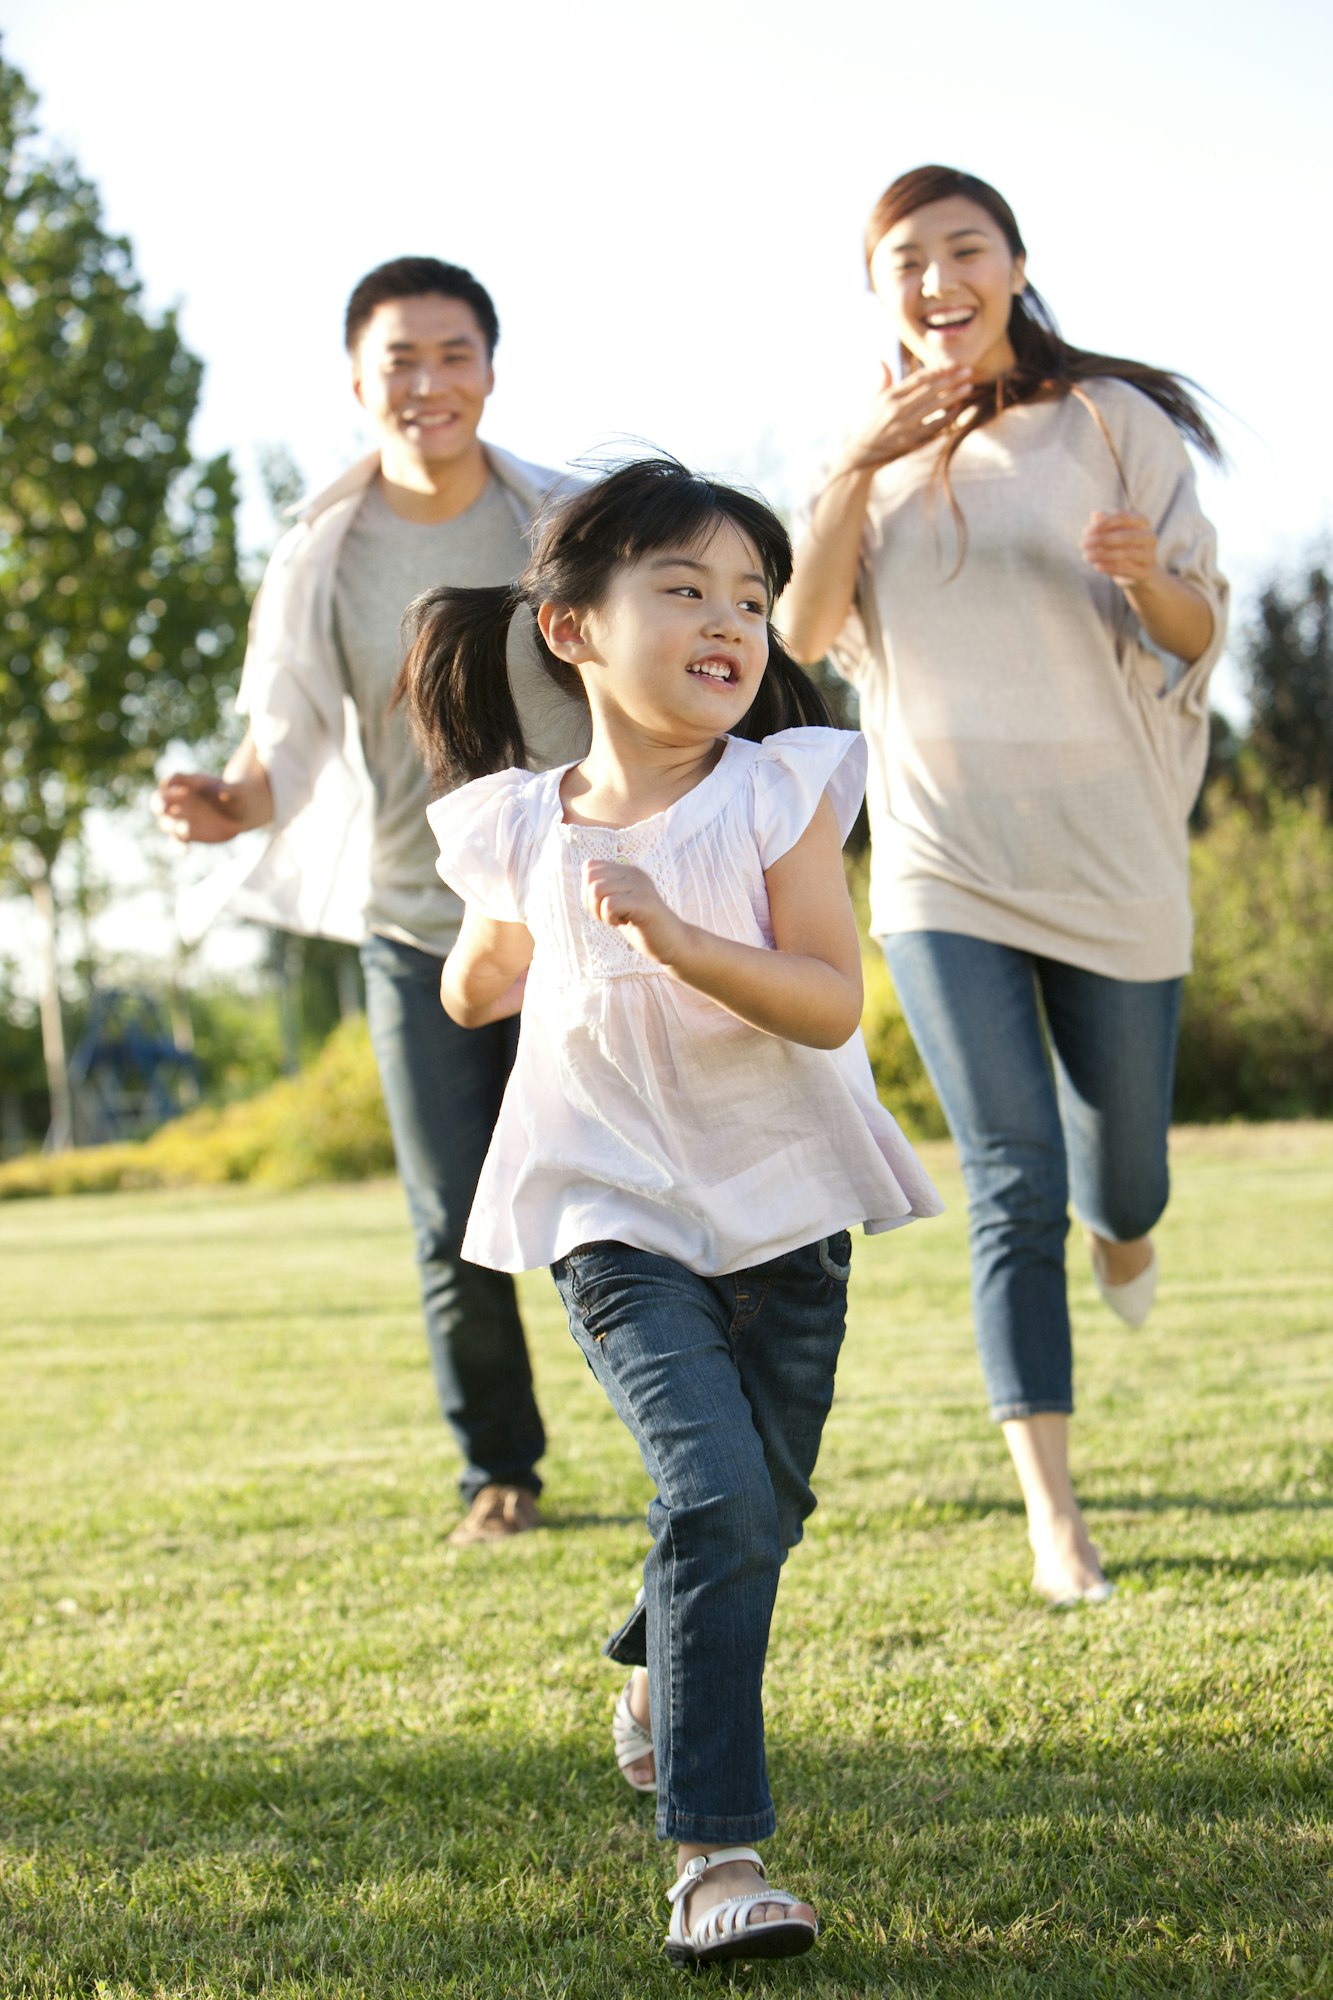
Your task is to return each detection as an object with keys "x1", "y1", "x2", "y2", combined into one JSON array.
[{"x1": 869, "y1": 194, "x2": 1026, "y2": 380}]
